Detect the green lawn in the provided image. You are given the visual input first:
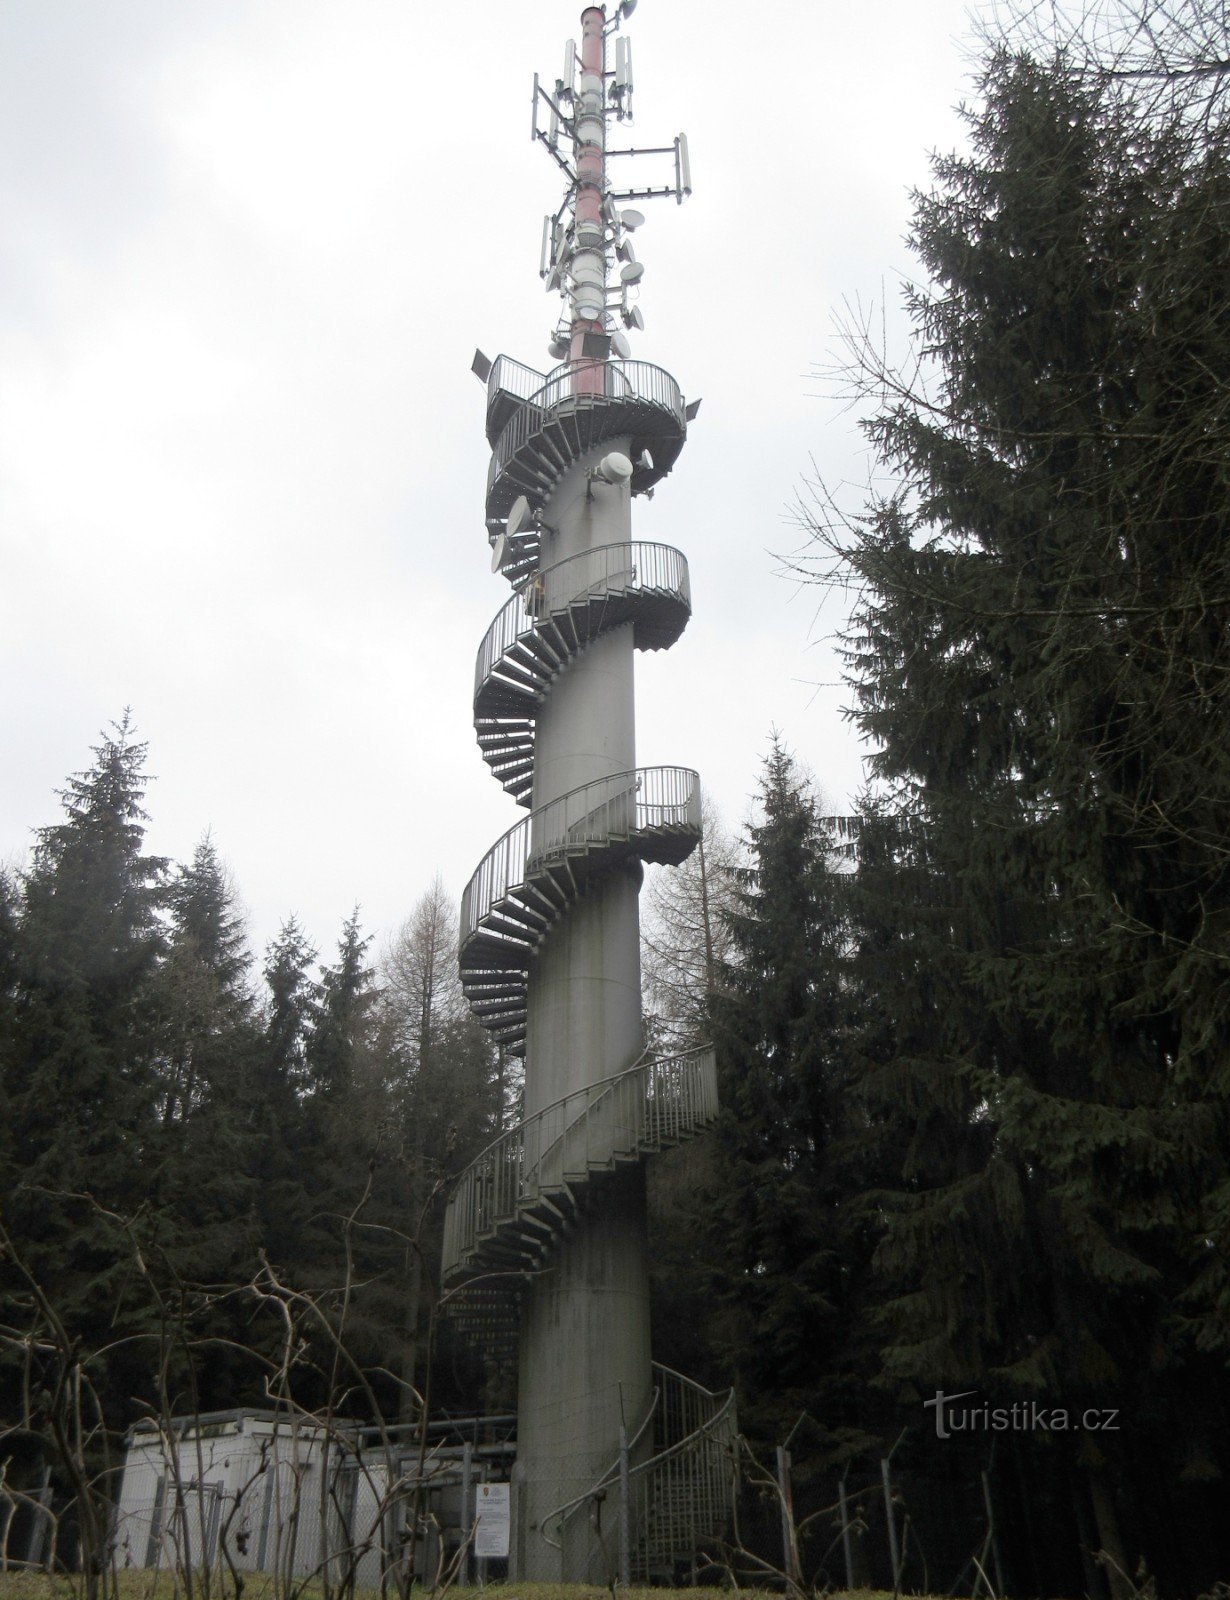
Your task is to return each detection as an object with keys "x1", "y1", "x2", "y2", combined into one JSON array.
[{"x1": 0, "y1": 1577, "x2": 903, "y2": 1600}]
